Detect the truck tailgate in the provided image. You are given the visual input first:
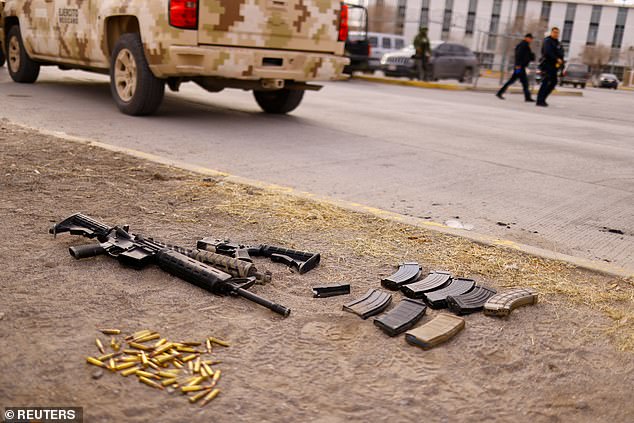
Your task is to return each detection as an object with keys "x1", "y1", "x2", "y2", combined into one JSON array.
[{"x1": 198, "y1": 0, "x2": 342, "y2": 54}]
